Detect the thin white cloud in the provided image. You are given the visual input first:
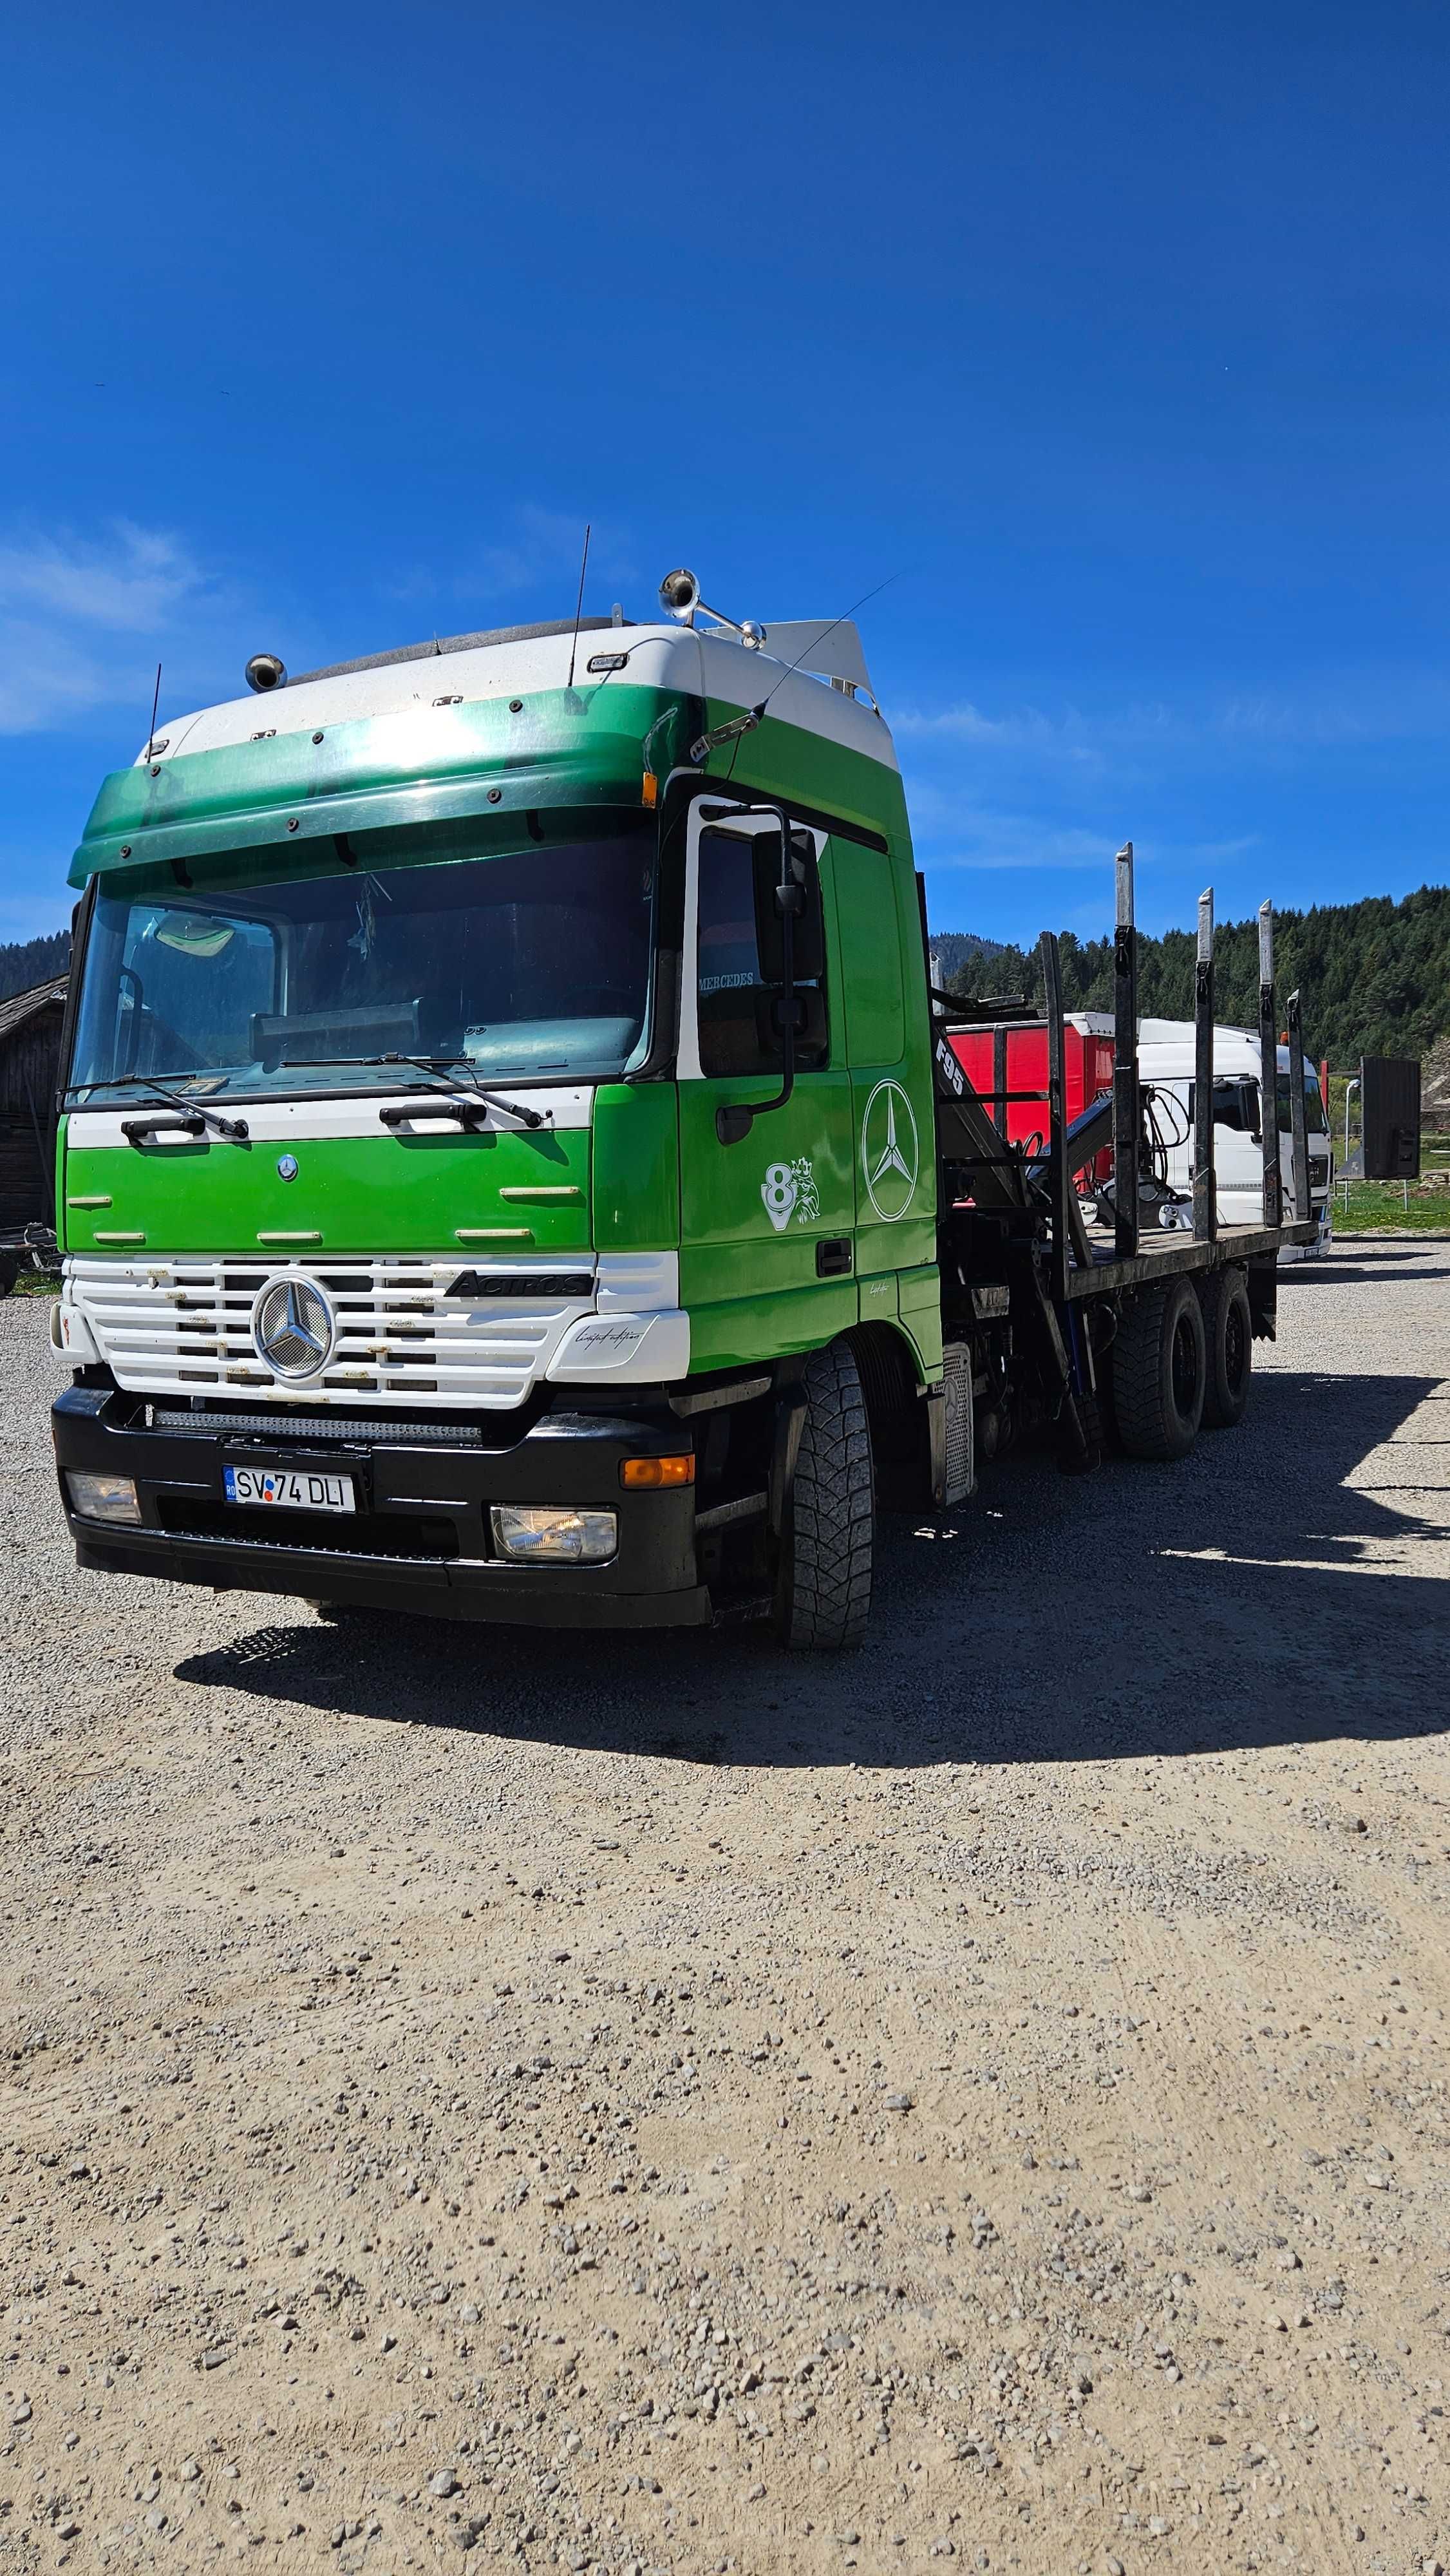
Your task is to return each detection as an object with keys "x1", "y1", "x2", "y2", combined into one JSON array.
[
  {"x1": 898, "y1": 675, "x2": 1450, "y2": 761},
  {"x1": 0, "y1": 522, "x2": 200, "y2": 630},
  {"x1": 0, "y1": 518, "x2": 317, "y2": 744},
  {"x1": 0, "y1": 520, "x2": 220, "y2": 739},
  {"x1": 0, "y1": 621, "x2": 110, "y2": 735},
  {"x1": 388, "y1": 504, "x2": 637, "y2": 613}
]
